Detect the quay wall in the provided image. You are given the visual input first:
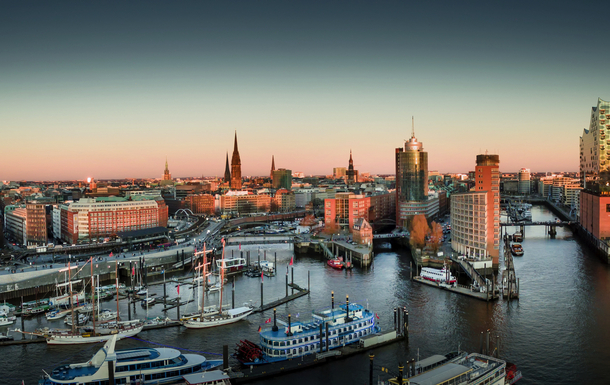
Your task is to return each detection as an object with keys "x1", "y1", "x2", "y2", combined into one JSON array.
[{"x1": 0, "y1": 247, "x2": 194, "y2": 302}]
